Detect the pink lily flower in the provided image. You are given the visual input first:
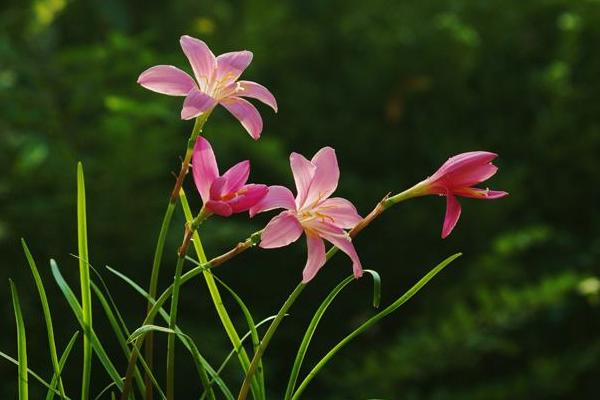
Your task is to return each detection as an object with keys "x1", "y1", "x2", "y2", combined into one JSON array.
[
  {"x1": 420, "y1": 151, "x2": 508, "y2": 239},
  {"x1": 138, "y1": 35, "x2": 277, "y2": 139},
  {"x1": 250, "y1": 147, "x2": 363, "y2": 283},
  {"x1": 192, "y1": 136, "x2": 268, "y2": 217}
]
